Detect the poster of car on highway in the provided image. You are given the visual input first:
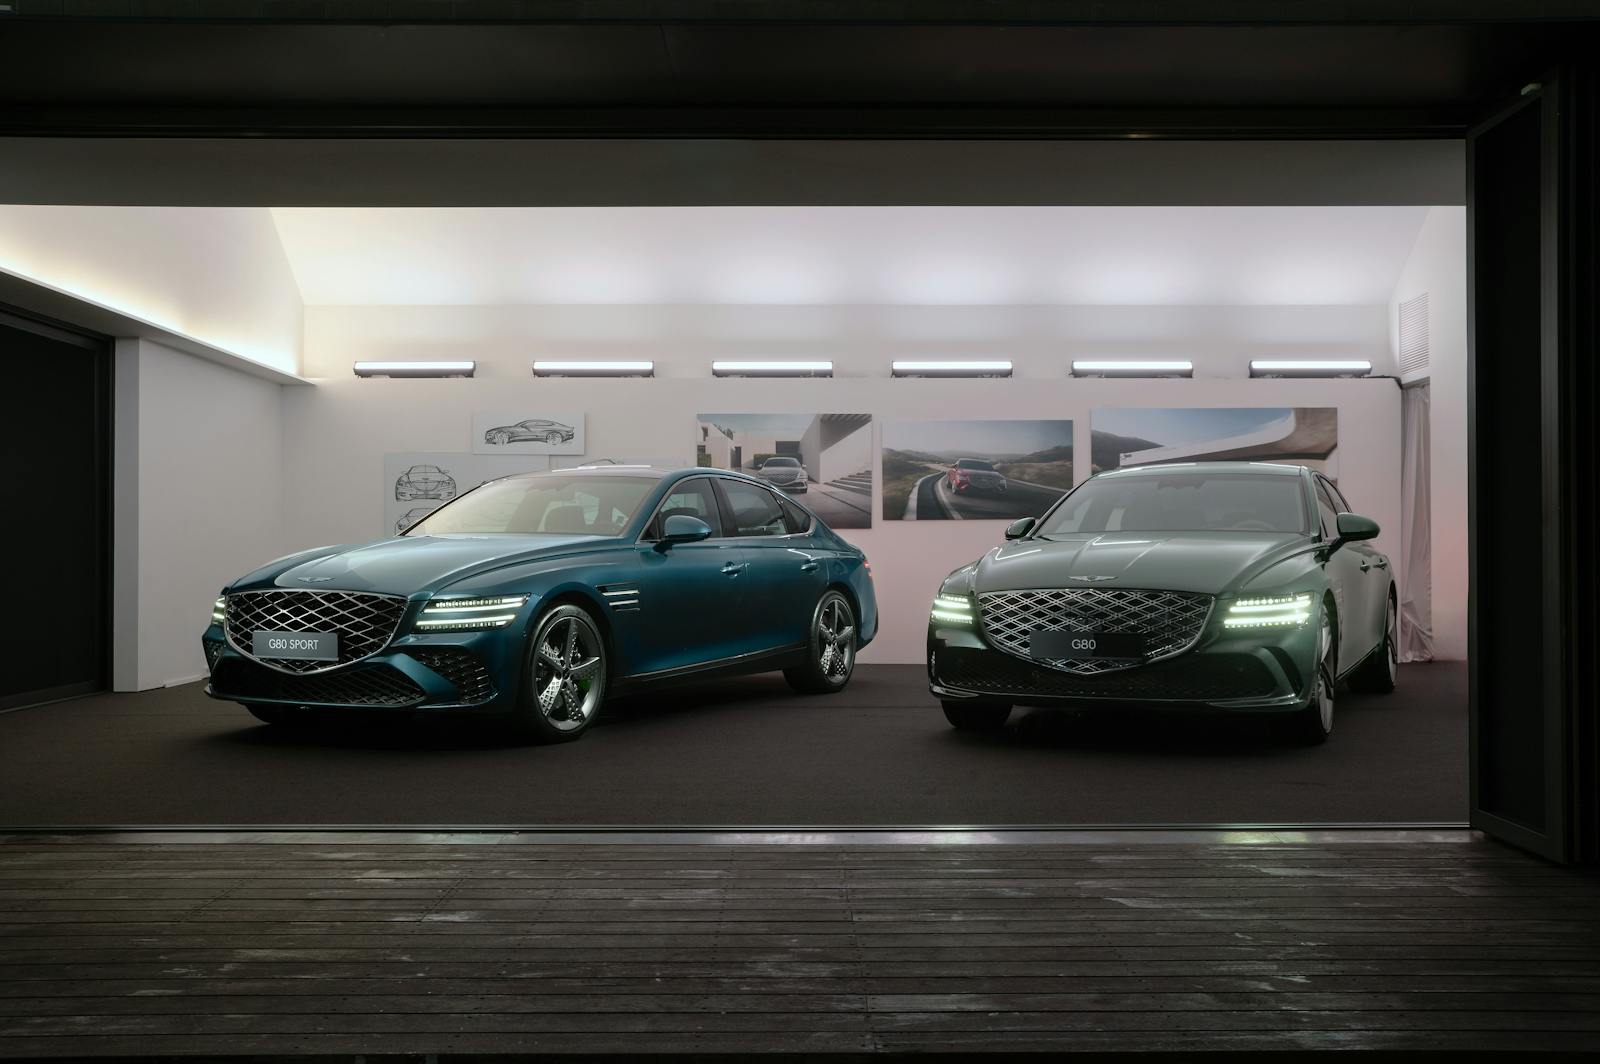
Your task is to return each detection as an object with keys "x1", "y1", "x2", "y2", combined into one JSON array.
[{"x1": 881, "y1": 420, "x2": 1074, "y2": 521}]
